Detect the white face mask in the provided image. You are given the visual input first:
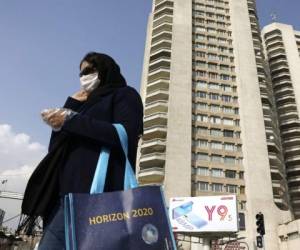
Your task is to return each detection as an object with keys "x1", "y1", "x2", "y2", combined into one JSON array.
[{"x1": 80, "y1": 72, "x2": 100, "y2": 92}]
